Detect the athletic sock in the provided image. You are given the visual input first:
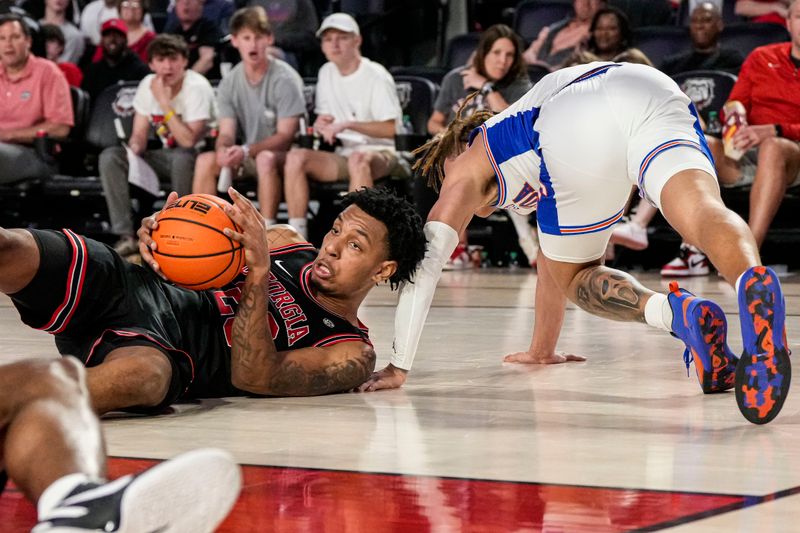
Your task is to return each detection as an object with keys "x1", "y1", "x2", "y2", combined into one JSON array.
[
  {"x1": 644, "y1": 293, "x2": 673, "y2": 332},
  {"x1": 265, "y1": 218, "x2": 277, "y2": 227},
  {"x1": 735, "y1": 270, "x2": 746, "y2": 295},
  {"x1": 37, "y1": 473, "x2": 96, "y2": 519},
  {"x1": 289, "y1": 217, "x2": 308, "y2": 239}
]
